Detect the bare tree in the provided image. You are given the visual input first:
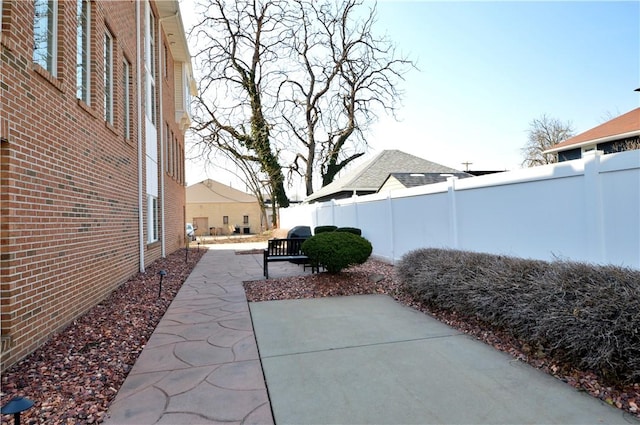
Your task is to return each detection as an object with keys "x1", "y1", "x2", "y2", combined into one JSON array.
[
  {"x1": 281, "y1": 0, "x2": 414, "y2": 195},
  {"x1": 599, "y1": 109, "x2": 625, "y2": 123},
  {"x1": 190, "y1": 0, "x2": 414, "y2": 210},
  {"x1": 522, "y1": 115, "x2": 574, "y2": 167},
  {"x1": 190, "y1": 0, "x2": 290, "y2": 228}
]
